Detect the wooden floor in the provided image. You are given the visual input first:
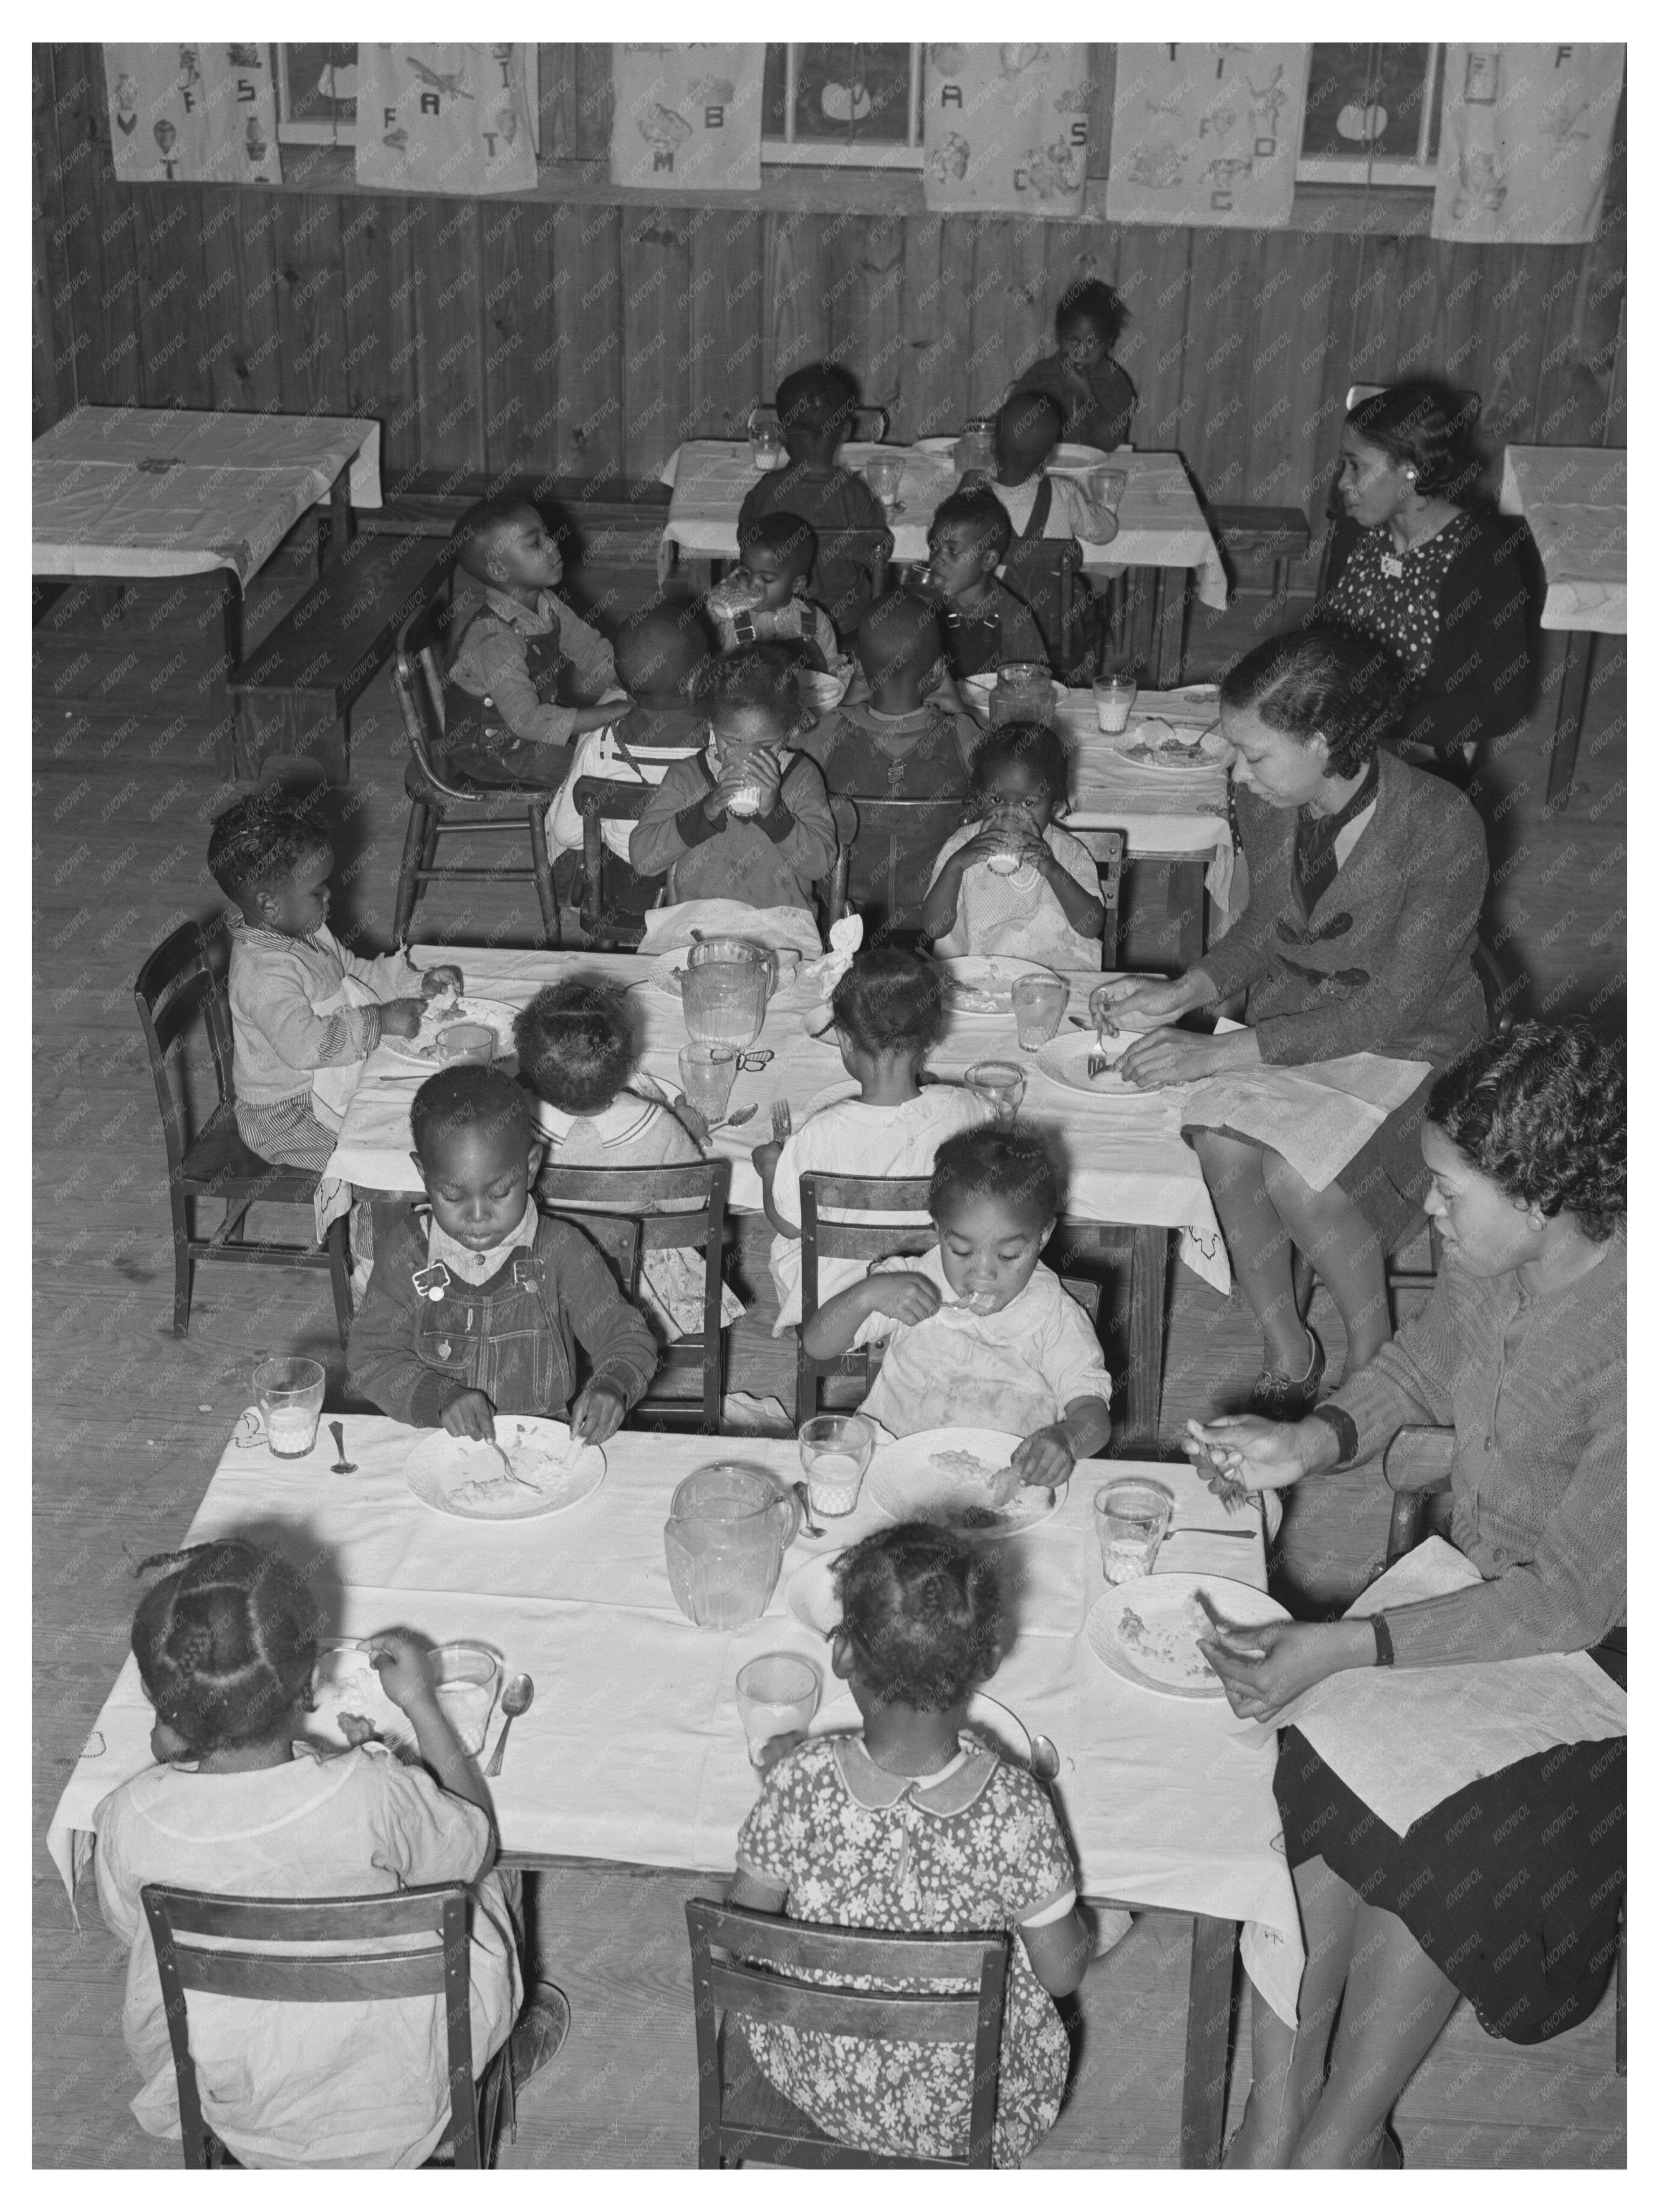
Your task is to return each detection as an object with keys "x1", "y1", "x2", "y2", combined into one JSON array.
[{"x1": 33, "y1": 532, "x2": 1626, "y2": 2167}]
